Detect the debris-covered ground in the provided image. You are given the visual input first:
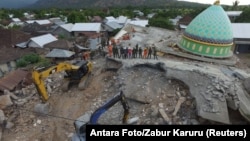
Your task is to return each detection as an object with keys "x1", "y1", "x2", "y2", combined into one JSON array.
[
  {"x1": 1, "y1": 24, "x2": 250, "y2": 140},
  {"x1": 1, "y1": 52, "x2": 249, "y2": 141}
]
